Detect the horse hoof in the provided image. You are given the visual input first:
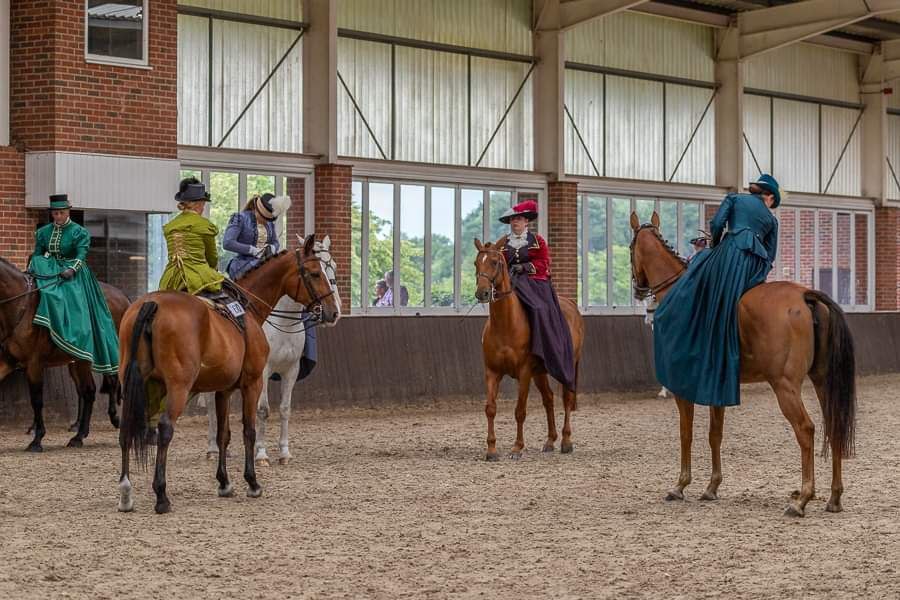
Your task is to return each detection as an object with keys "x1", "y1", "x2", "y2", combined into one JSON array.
[
  {"x1": 218, "y1": 484, "x2": 234, "y2": 498},
  {"x1": 783, "y1": 504, "x2": 805, "y2": 518},
  {"x1": 255, "y1": 458, "x2": 270, "y2": 468},
  {"x1": 206, "y1": 451, "x2": 218, "y2": 461},
  {"x1": 485, "y1": 452, "x2": 500, "y2": 462},
  {"x1": 67, "y1": 437, "x2": 84, "y2": 448},
  {"x1": 825, "y1": 500, "x2": 843, "y2": 514},
  {"x1": 246, "y1": 486, "x2": 263, "y2": 499},
  {"x1": 700, "y1": 491, "x2": 718, "y2": 502},
  {"x1": 790, "y1": 489, "x2": 801, "y2": 499},
  {"x1": 665, "y1": 490, "x2": 684, "y2": 502},
  {"x1": 560, "y1": 442, "x2": 574, "y2": 454},
  {"x1": 154, "y1": 501, "x2": 171, "y2": 515},
  {"x1": 542, "y1": 442, "x2": 555, "y2": 453},
  {"x1": 25, "y1": 442, "x2": 43, "y2": 453},
  {"x1": 117, "y1": 499, "x2": 134, "y2": 513},
  {"x1": 278, "y1": 456, "x2": 290, "y2": 466},
  {"x1": 507, "y1": 451, "x2": 523, "y2": 460}
]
